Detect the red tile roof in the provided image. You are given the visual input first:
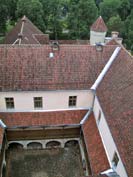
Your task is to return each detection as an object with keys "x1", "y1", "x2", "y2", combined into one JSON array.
[
  {"x1": 0, "y1": 110, "x2": 87, "y2": 128},
  {"x1": 91, "y1": 16, "x2": 107, "y2": 32},
  {"x1": 0, "y1": 45, "x2": 116, "y2": 91},
  {"x1": 82, "y1": 113, "x2": 110, "y2": 174},
  {"x1": 4, "y1": 16, "x2": 49, "y2": 44},
  {"x1": 97, "y1": 48, "x2": 133, "y2": 177},
  {"x1": 106, "y1": 39, "x2": 119, "y2": 45}
]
